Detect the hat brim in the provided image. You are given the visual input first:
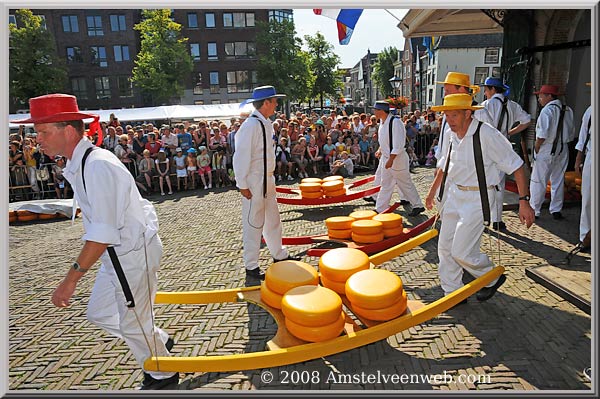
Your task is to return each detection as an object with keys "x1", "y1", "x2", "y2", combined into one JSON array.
[
  {"x1": 431, "y1": 104, "x2": 484, "y2": 112},
  {"x1": 241, "y1": 94, "x2": 286, "y2": 107},
  {"x1": 12, "y1": 111, "x2": 99, "y2": 124}
]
